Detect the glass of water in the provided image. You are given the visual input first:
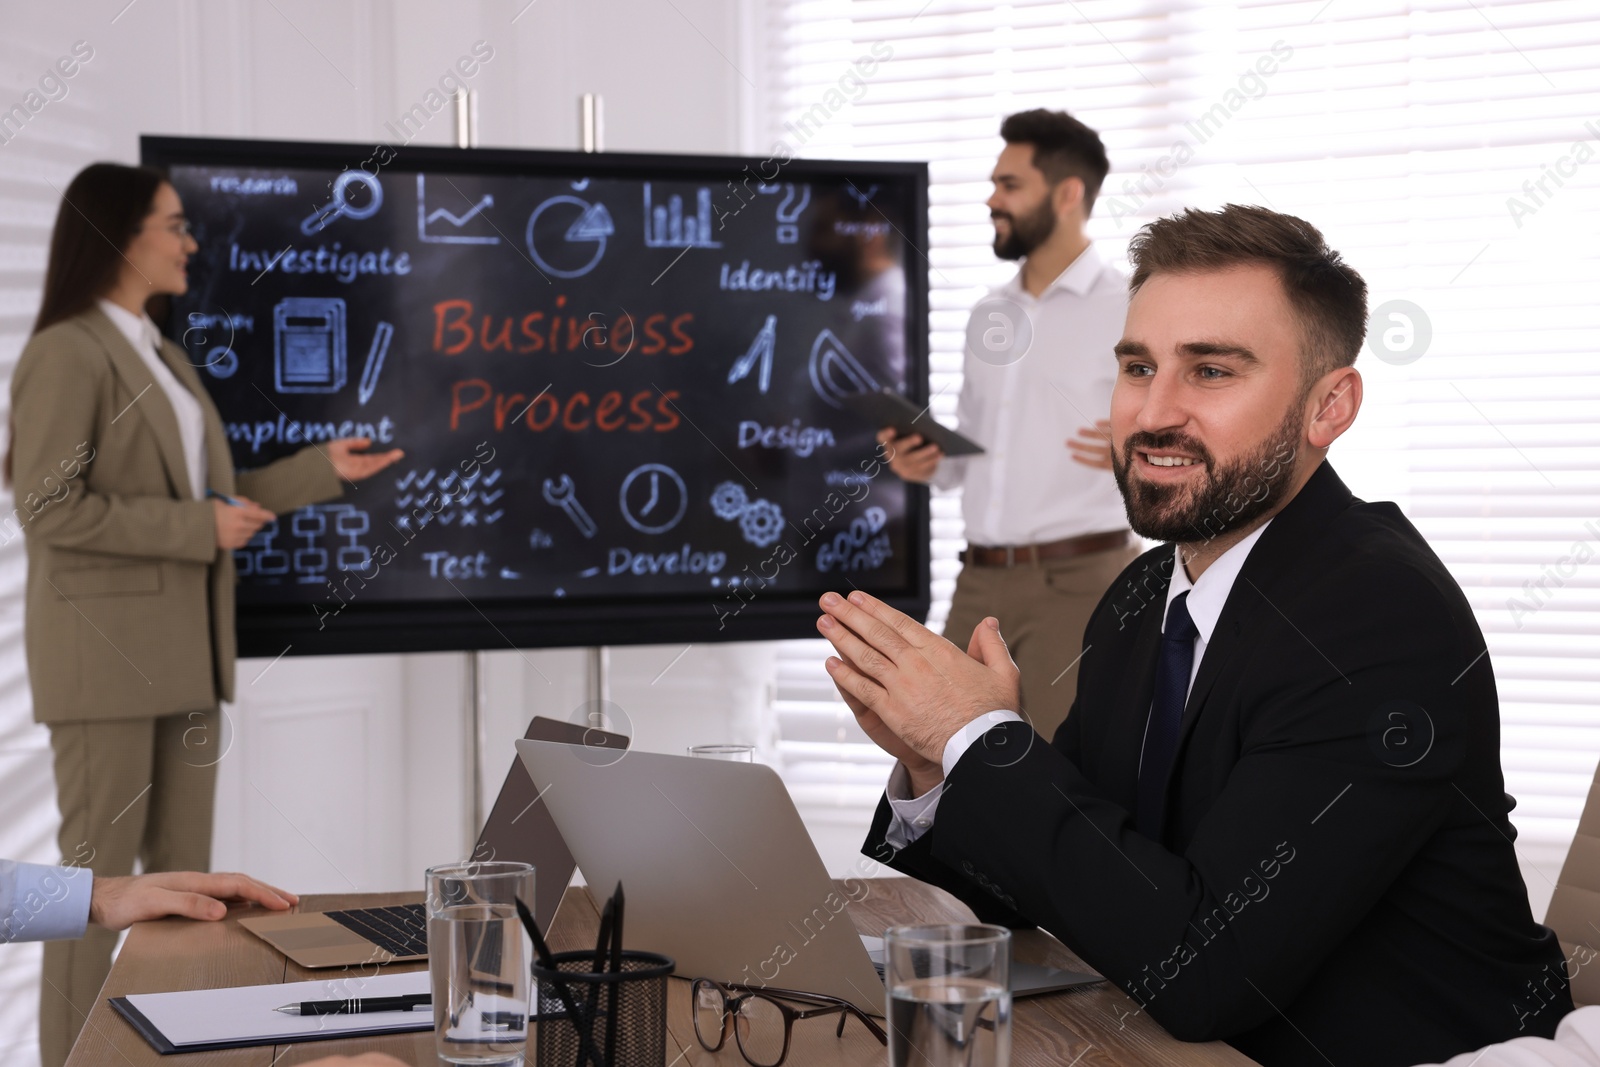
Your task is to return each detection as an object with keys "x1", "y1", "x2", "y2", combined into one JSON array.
[
  {"x1": 687, "y1": 744, "x2": 754, "y2": 762},
  {"x1": 426, "y1": 860, "x2": 535, "y2": 1065},
  {"x1": 885, "y1": 924, "x2": 1012, "y2": 1067}
]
